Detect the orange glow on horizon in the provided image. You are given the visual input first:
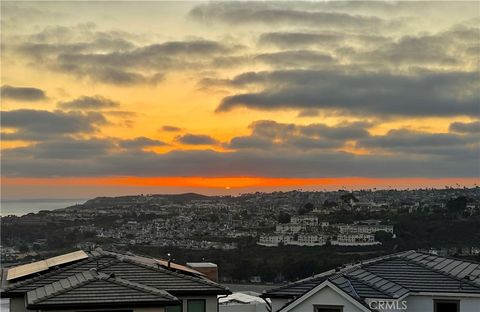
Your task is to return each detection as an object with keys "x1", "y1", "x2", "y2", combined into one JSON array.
[{"x1": 2, "y1": 176, "x2": 478, "y2": 190}]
